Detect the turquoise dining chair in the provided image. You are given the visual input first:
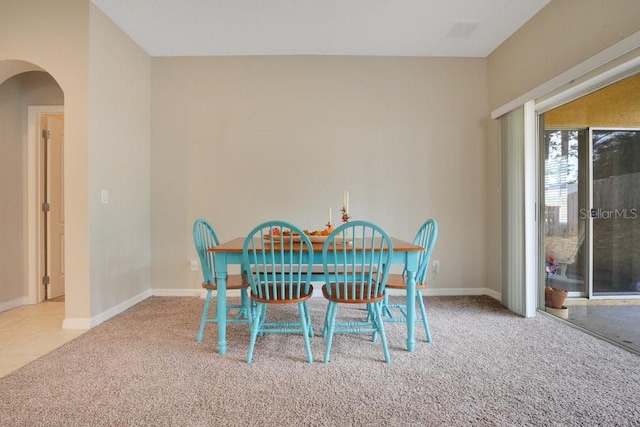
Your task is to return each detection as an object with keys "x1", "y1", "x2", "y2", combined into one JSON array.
[
  {"x1": 243, "y1": 221, "x2": 315, "y2": 364},
  {"x1": 193, "y1": 219, "x2": 252, "y2": 343},
  {"x1": 381, "y1": 218, "x2": 438, "y2": 342},
  {"x1": 321, "y1": 220, "x2": 394, "y2": 364}
]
